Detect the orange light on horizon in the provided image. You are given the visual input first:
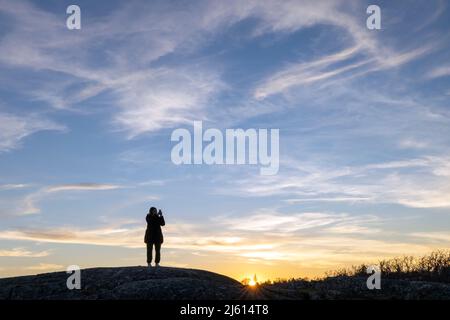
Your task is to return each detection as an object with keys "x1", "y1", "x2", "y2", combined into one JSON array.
[{"x1": 241, "y1": 273, "x2": 259, "y2": 286}]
